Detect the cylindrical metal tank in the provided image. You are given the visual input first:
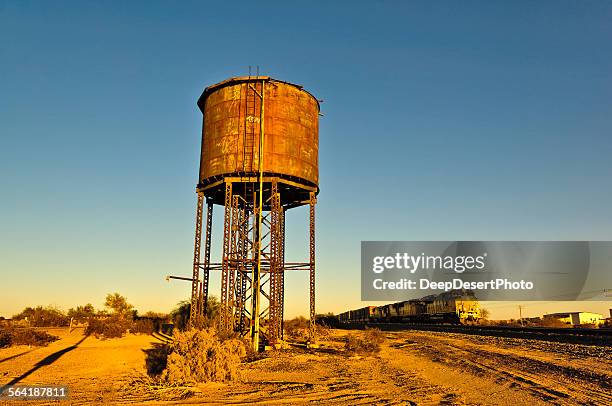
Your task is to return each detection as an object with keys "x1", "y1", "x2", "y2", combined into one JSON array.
[{"x1": 197, "y1": 76, "x2": 319, "y2": 196}]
